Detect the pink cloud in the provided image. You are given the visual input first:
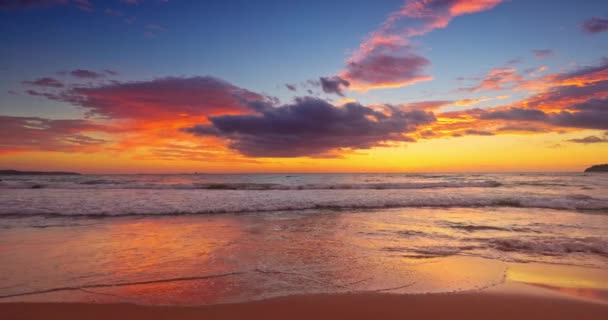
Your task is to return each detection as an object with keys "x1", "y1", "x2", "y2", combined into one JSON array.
[
  {"x1": 340, "y1": 0, "x2": 504, "y2": 91},
  {"x1": 533, "y1": 49, "x2": 554, "y2": 59},
  {"x1": 582, "y1": 17, "x2": 608, "y2": 34},
  {"x1": 0, "y1": 115, "x2": 108, "y2": 154},
  {"x1": 61, "y1": 76, "x2": 263, "y2": 121}
]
